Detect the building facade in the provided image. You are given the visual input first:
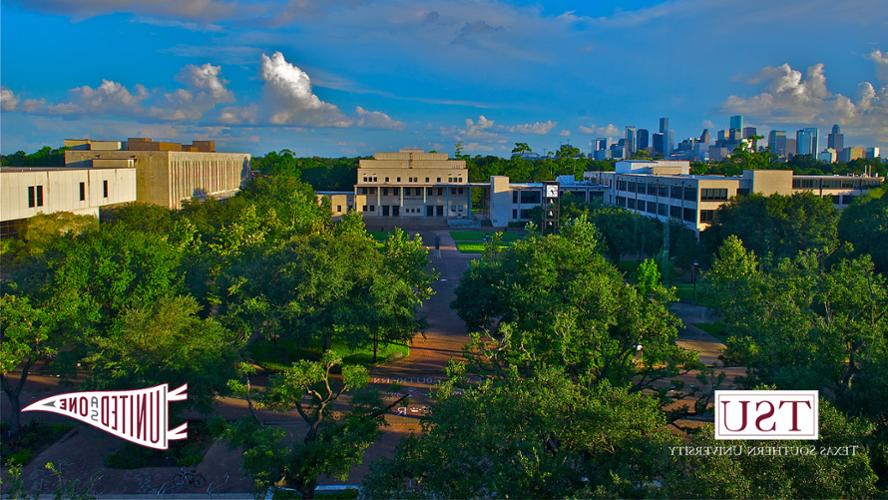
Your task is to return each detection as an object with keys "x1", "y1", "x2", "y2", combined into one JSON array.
[
  {"x1": 1, "y1": 166, "x2": 136, "y2": 227},
  {"x1": 64, "y1": 138, "x2": 251, "y2": 210},
  {"x1": 349, "y1": 149, "x2": 471, "y2": 219},
  {"x1": 584, "y1": 160, "x2": 883, "y2": 234}
]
